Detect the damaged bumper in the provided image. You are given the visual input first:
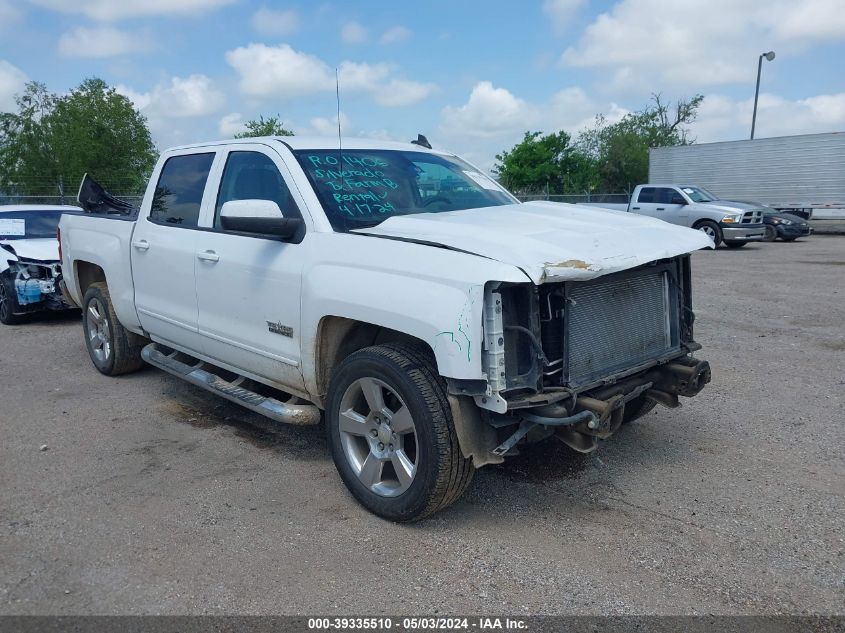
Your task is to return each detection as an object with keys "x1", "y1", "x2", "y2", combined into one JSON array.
[
  {"x1": 542, "y1": 355, "x2": 711, "y2": 454},
  {"x1": 7, "y1": 260, "x2": 74, "y2": 314}
]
